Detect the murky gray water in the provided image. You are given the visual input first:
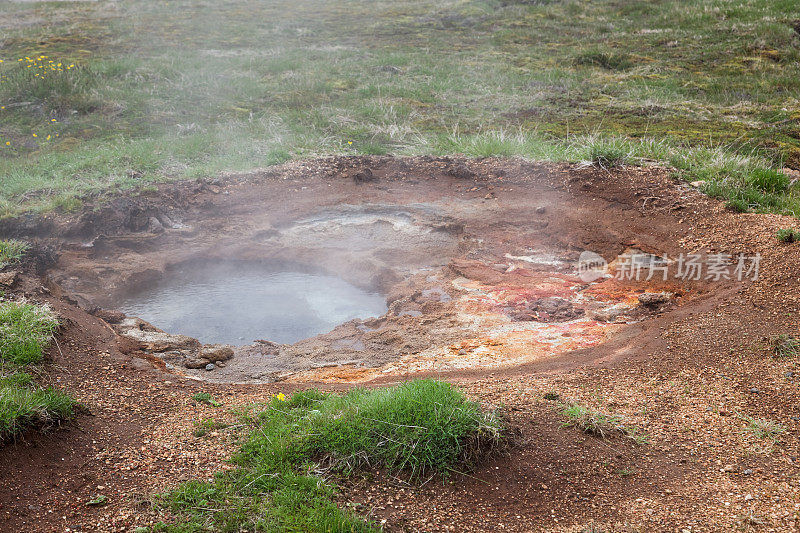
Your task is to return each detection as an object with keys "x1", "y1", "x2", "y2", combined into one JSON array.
[{"x1": 119, "y1": 263, "x2": 387, "y2": 345}]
